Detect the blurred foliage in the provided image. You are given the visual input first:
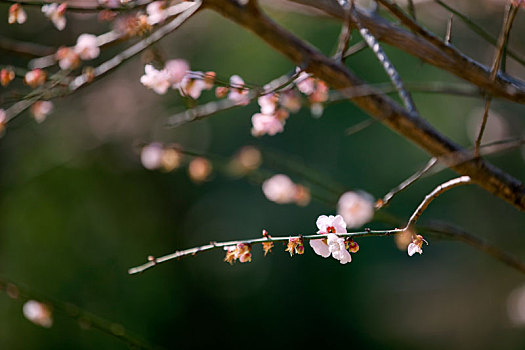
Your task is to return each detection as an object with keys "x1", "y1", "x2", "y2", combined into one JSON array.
[{"x1": 1, "y1": 1, "x2": 525, "y2": 349}]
